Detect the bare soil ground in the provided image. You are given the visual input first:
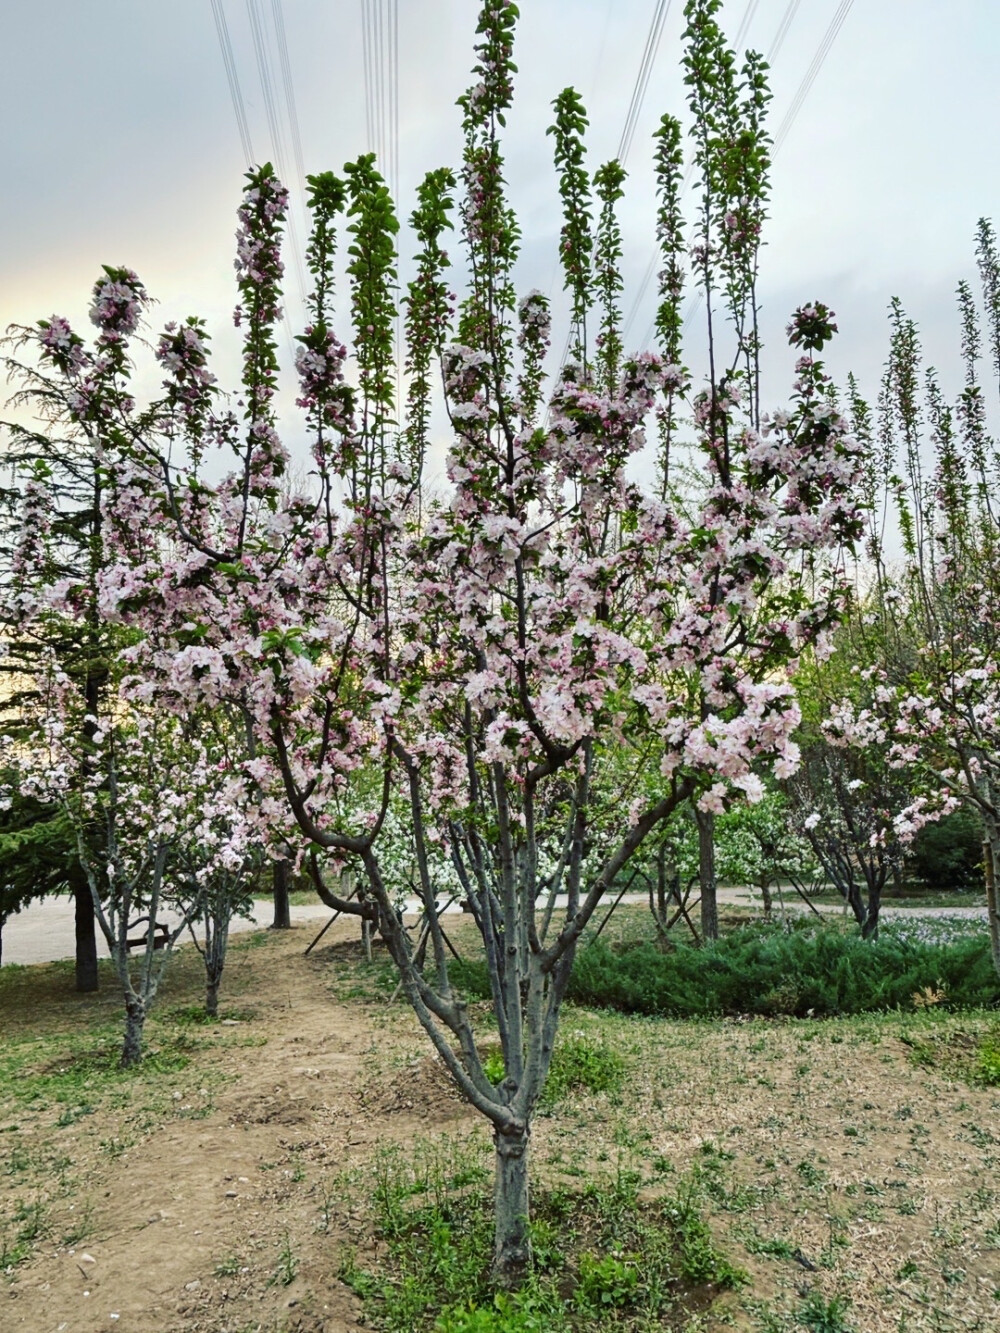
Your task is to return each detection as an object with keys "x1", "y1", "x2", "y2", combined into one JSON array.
[{"x1": 1, "y1": 916, "x2": 999, "y2": 1332}]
